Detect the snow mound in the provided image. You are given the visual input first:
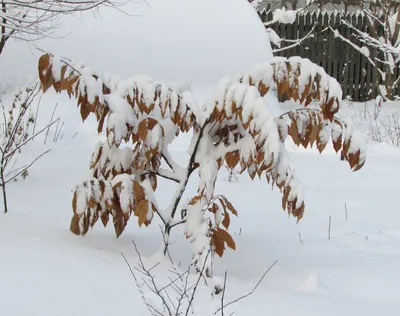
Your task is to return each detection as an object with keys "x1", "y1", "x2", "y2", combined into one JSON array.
[{"x1": 0, "y1": 0, "x2": 273, "y2": 95}]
